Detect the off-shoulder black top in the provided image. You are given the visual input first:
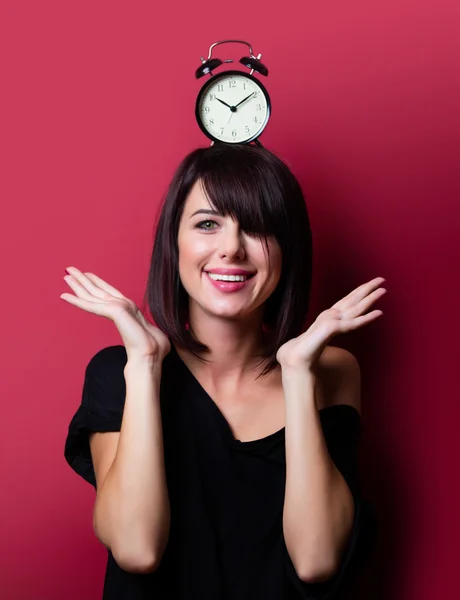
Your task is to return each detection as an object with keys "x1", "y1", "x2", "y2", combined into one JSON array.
[{"x1": 64, "y1": 344, "x2": 374, "y2": 599}]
